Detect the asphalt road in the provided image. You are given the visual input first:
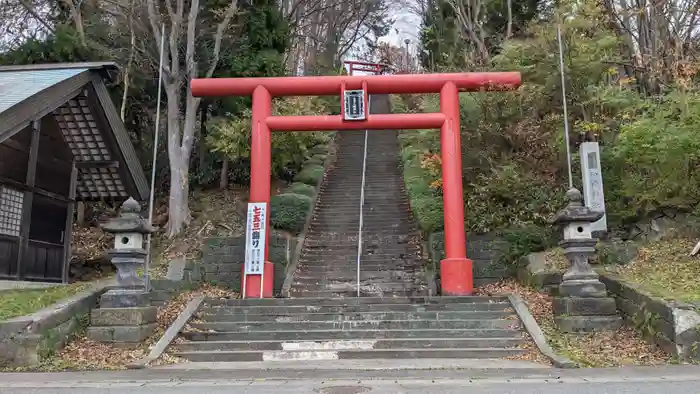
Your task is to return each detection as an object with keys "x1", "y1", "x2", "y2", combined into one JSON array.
[
  {"x1": 1, "y1": 379, "x2": 700, "y2": 394},
  {"x1": 2, "y1": 369, "x2": 700, "y2": 394},
  {"x1": 2, "y1": 365, "x2": 700, "y2": 394}
]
